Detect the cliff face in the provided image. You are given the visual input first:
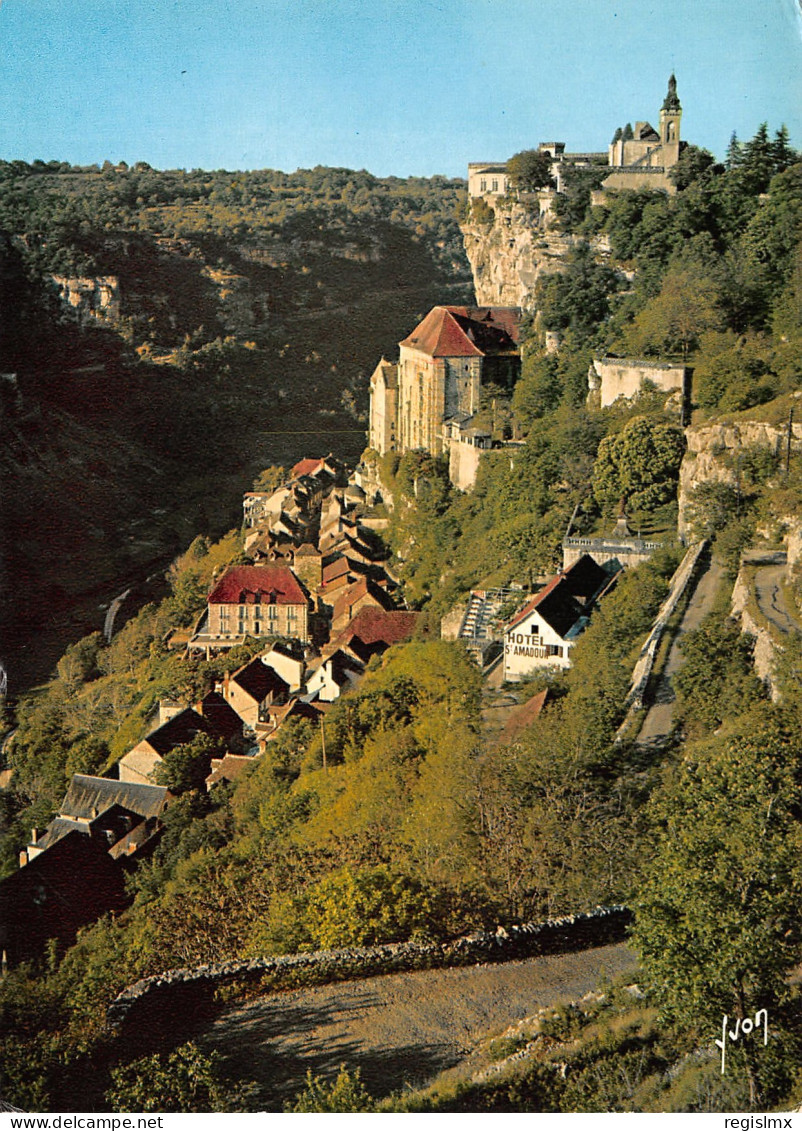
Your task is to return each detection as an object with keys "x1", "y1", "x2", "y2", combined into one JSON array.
[
  {"x1": 460, "y1": 199, "x2": 610, "y2": 309},
  {"x1": 678, "y1": 418, "x2": 802, "y2": 539}
]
